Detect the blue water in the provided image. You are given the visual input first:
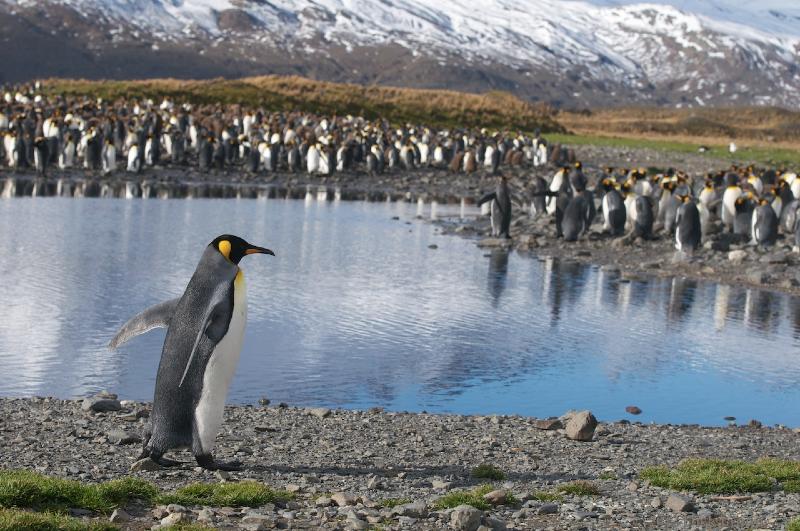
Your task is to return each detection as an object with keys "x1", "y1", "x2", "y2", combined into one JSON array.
[{"x1": 0, "y1": 196, "x2": 798, "y2": 426}]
